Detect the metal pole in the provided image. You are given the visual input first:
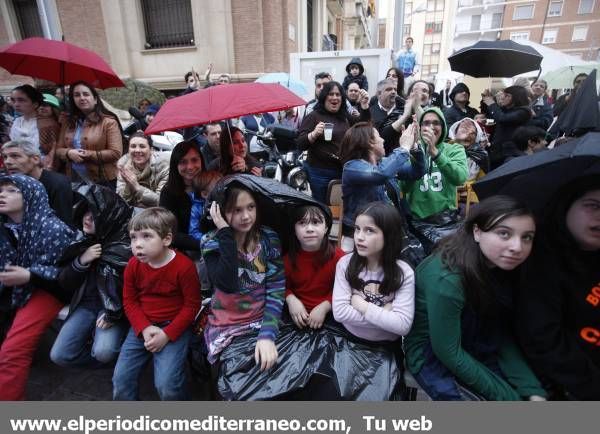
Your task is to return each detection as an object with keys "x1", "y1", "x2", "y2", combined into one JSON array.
[{"x1": 393, "y1": 0, "x2": 405, "y2": 52}]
